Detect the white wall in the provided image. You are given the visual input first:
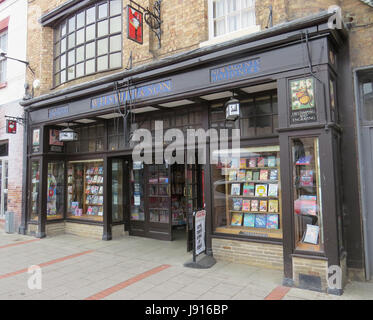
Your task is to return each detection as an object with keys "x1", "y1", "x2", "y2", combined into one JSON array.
[{"x1": 0, "y1": 0, "x2": 27, "y2": 106}]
